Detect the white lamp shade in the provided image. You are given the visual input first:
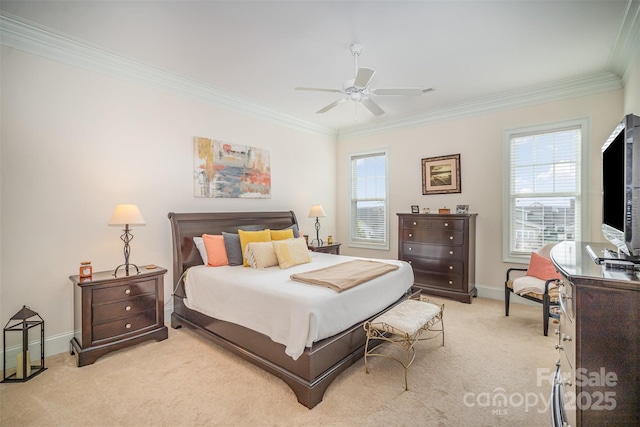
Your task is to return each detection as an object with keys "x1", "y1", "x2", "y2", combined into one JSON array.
[
  {"x1": 308, "y1": 205, "x2": 327, "y2": 218},
  {"x1": 108, "y1": 204, "x2": 146, "y2": 226}
]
